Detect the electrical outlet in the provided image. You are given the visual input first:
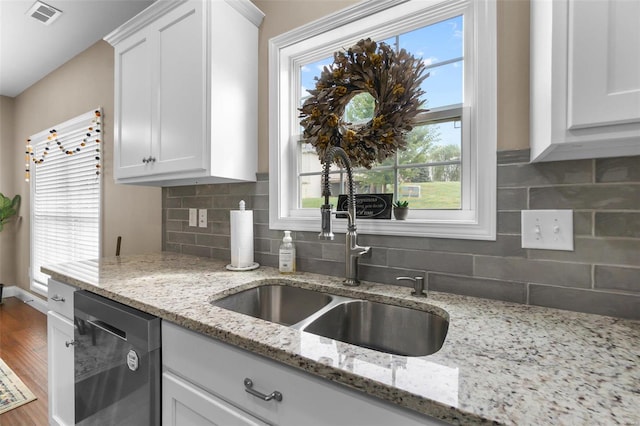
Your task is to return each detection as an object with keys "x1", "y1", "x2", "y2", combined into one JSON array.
[
  {"x1": 189, "y1": 209, "x2": 197, "y2": 227},
  {"x1": 521, "y1": 210, "x2": 574, "y2": 251},
  {"x1": 198, "y1": 209, "x2": 207, "y2": 228}
]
